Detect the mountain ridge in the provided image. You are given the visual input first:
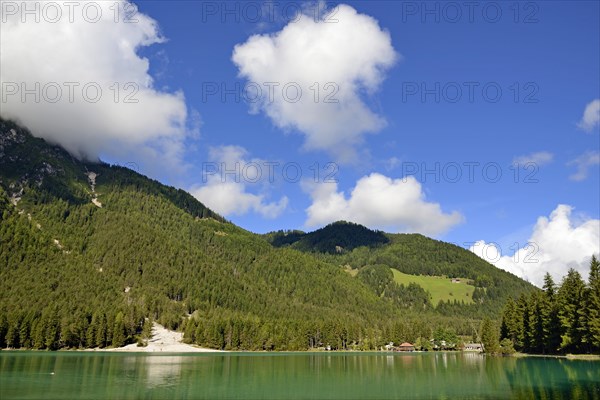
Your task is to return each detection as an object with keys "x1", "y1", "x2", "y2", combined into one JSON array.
[
  {"x1": 264, "y1": 220, "x2": 390, "y2": 253},
  {"x1": 0, "y1": 118, "x2": 537, "y2": 351}
]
